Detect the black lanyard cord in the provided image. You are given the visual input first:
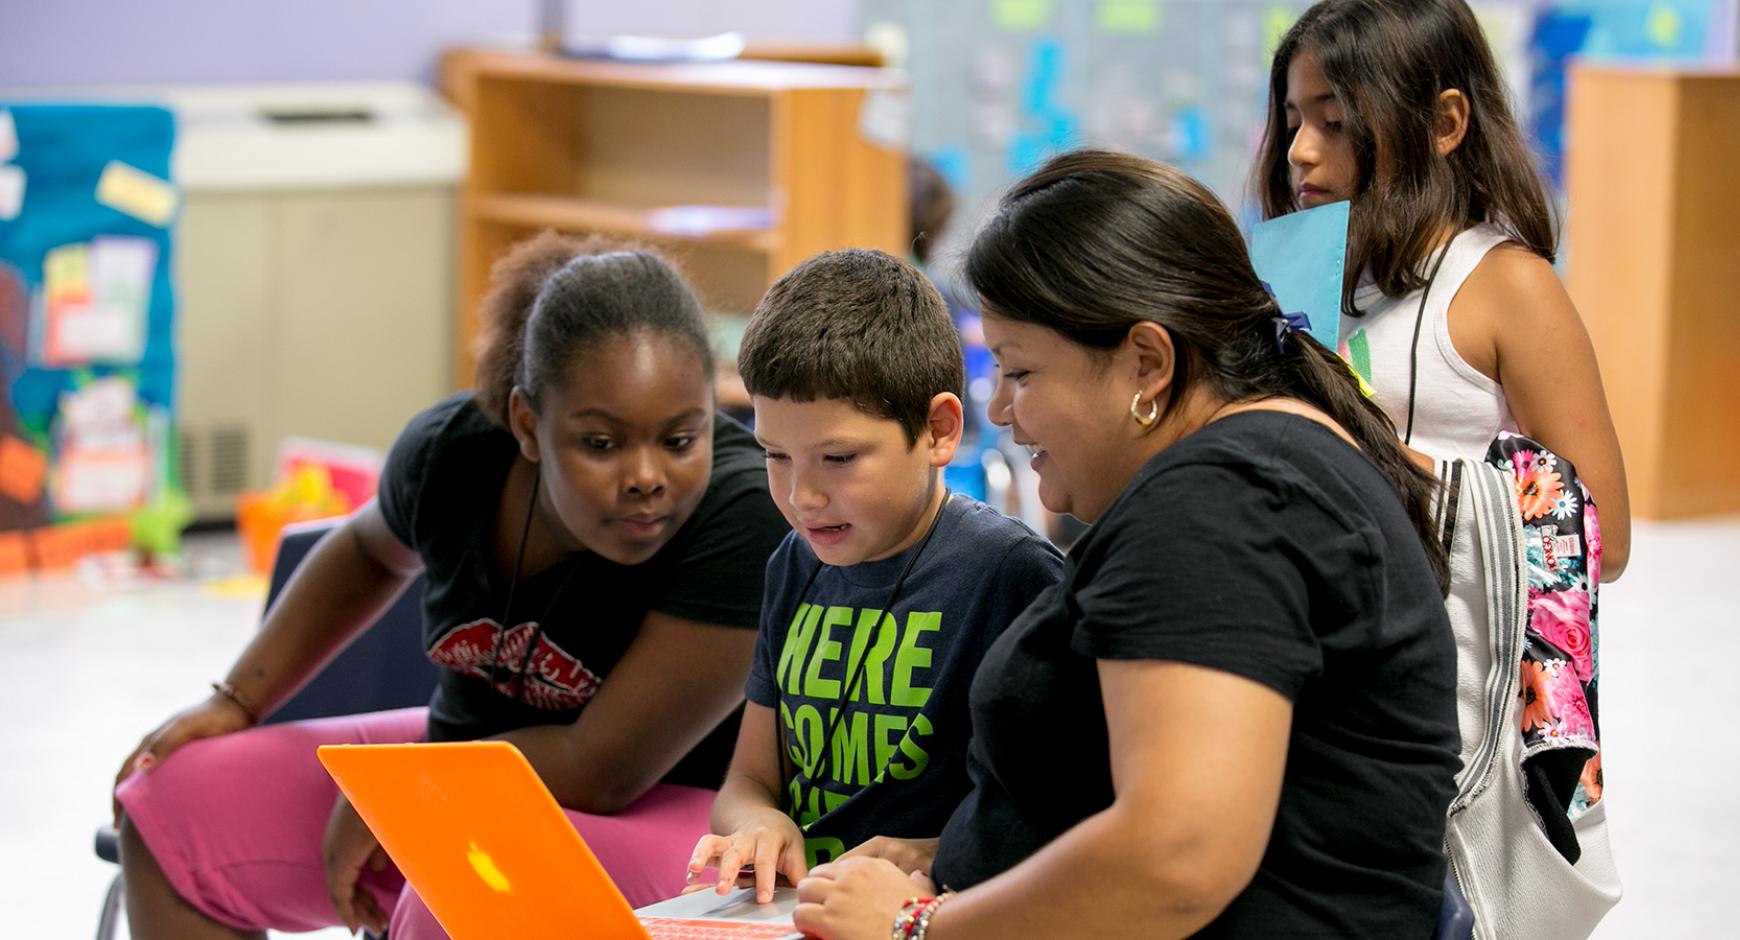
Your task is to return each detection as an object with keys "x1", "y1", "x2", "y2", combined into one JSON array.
[
  {"x1": 488, "y1": 462, "x2": 543, "y2": 687},
  {"x1": 796, "y1": 489, "x2": 952, "y2": 820},
  {"x1": 488, "y1": 462, "x2": 583, "y2": 713},
  {"x1": 1403, "y1": 240, "x2": 1454, "y2": 447}
]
